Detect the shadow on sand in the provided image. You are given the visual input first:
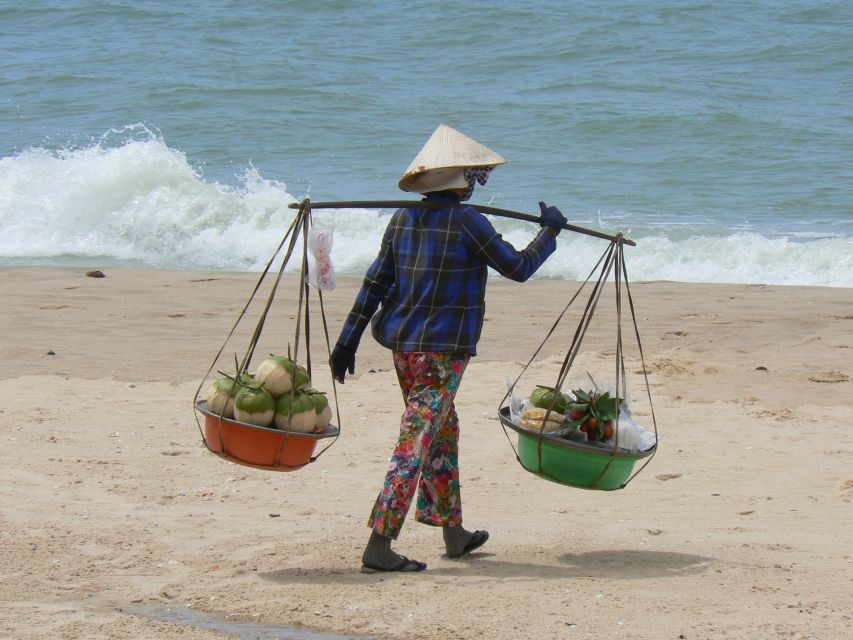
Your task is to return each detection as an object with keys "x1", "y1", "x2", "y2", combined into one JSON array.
[{"x1": 261, "y1": 548, "x2": 712, "y2": 585}]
